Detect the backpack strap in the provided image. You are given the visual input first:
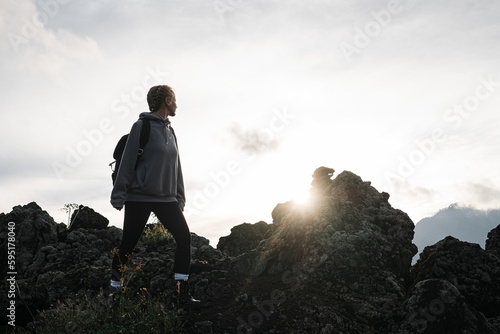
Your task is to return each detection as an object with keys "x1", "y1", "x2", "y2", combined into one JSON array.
[{"x1": 138, "y1": 118, "x2": 150, "y2": 155}]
